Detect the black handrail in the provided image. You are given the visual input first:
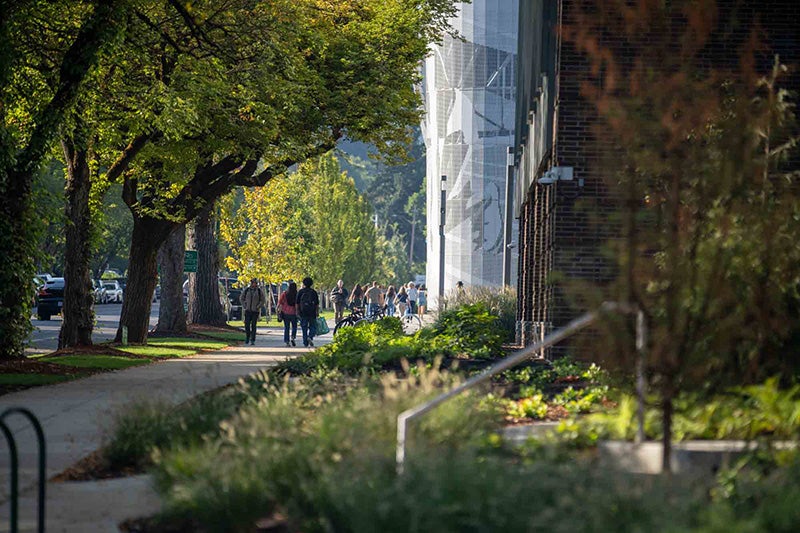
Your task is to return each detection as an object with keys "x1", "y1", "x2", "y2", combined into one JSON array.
[{"x1": 1, "y1": 407, "x2": 46, "y2": 533}]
